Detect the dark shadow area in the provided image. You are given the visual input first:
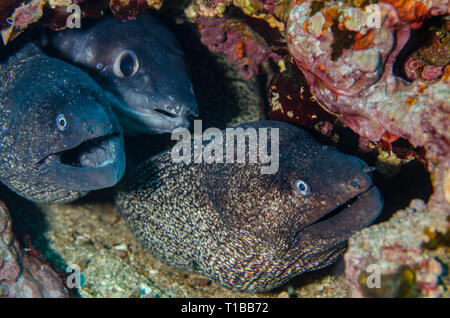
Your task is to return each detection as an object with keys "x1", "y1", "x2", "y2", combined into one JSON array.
[
  {"x1": 372, "y1": 159, "x2": 433, "y2": 223},
  {"x1": 123, "y1": 133, "x2": 174, "y2": 168},
  {"x1": 162, "y1": 12, "x2": 262, "y2": 130}
]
